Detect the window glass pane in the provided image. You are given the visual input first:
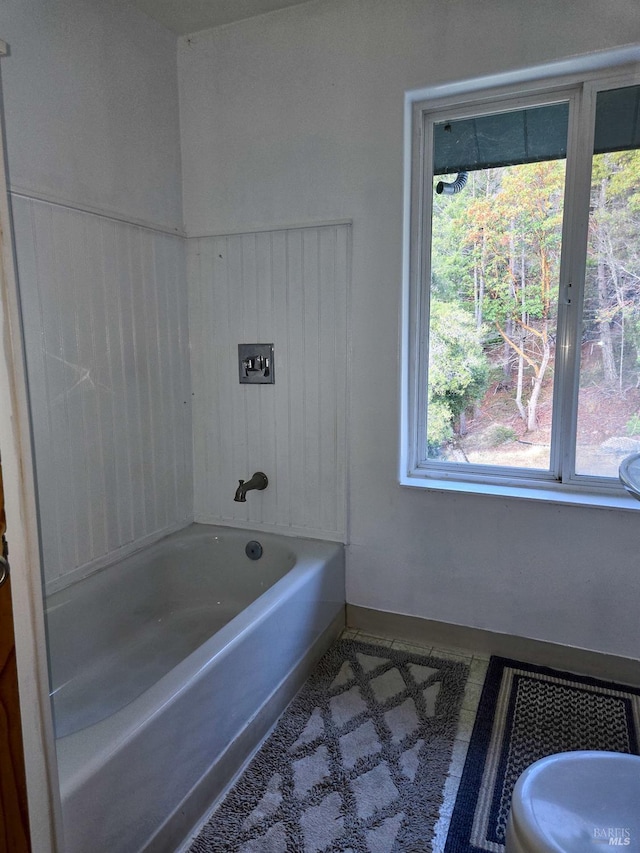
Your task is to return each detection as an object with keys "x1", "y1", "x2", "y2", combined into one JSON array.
[
  {"x1": 575, "y1": 85, "x2": 640, "y2": 477},
  {"x1": 427, "y1": 105, "x2": 568, "y2": 469}
]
